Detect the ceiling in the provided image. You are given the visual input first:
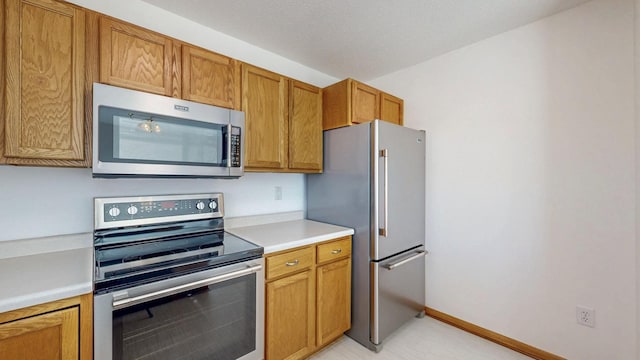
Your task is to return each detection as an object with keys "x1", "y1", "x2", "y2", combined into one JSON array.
[{"x1": 141, "y1": 0, "x2": 592, "y2": 81}]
